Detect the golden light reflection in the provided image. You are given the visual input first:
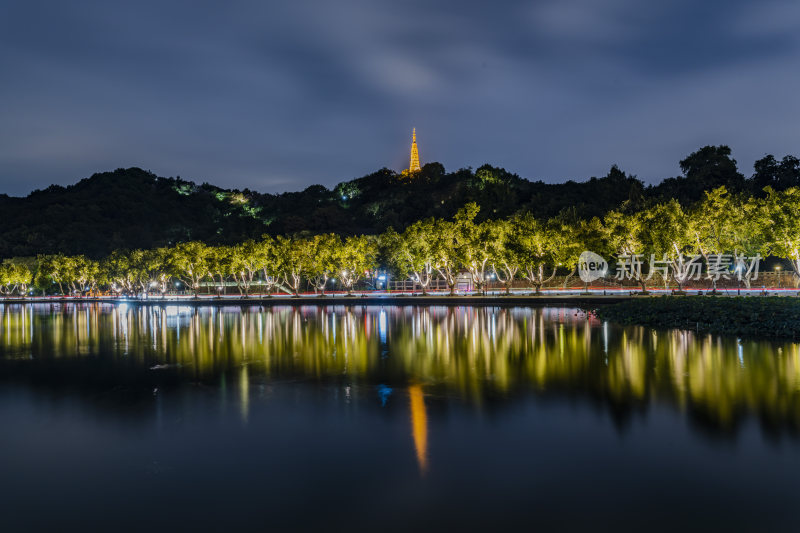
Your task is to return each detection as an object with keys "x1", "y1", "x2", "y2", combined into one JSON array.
[
  {"x1": 2, "y1": 303, "x2": 800, "y2": 435},
  {"x1": 409, "y1": 384, "x2": 428, "y2": 475},
  {"x1": 239, "y1": 364, "x2": 249, "y2": 425}
]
